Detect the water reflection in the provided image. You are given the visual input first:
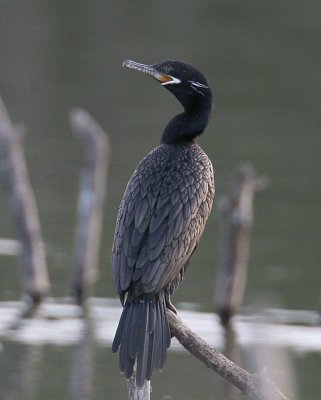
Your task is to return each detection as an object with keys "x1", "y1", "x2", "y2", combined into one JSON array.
[
  {"x1": 0, "y1": 343, "x2": 43, "y2": 400},
  {"x1": 69, "y1": 319, "x2": 94, "y2": 400},
  {"x1": 219, "y1": 326, "x2": 242, "y2": 400},
  {"x1": 0, "y1": 299, "x2": 320, "y2": 399}
]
